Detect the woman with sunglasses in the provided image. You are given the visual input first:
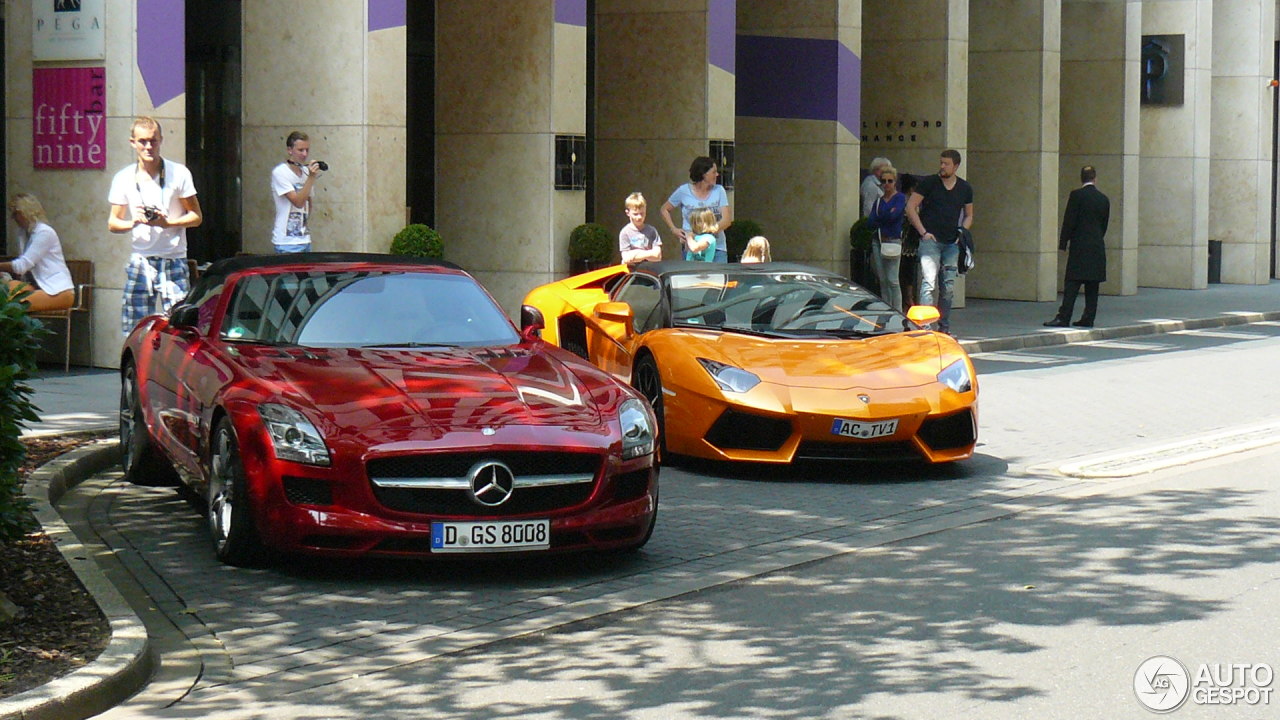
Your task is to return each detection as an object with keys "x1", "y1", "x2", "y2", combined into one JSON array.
[{"x1": 866, "y1": 167, "x2": 906, "y2": 310}]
